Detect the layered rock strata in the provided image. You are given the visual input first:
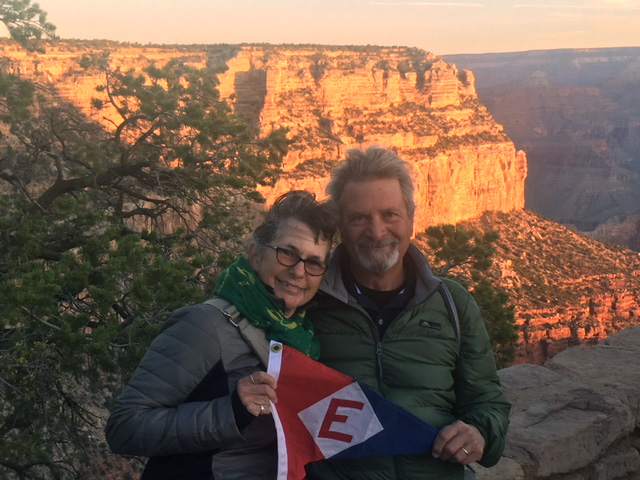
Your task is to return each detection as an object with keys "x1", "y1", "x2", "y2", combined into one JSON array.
[
  {"x1": 0, "y1": 42, "x2": 527, "y2": 233},
  {"x1": 216, "y1": 46, "x2": 527, "y2": 231},
  {"x1": 444, "y1": 48, "x2": 640, "y2": 249},
  {"x1": 0, "y1": 41, "x2": 209, "y2": 129},
  {"x1": 13, "y1": 42, "x2": 635, "y2": 364},
  {"x1": 449, "y1": 209, "x2": 640, "y2": 365}
]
